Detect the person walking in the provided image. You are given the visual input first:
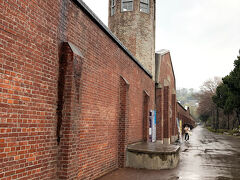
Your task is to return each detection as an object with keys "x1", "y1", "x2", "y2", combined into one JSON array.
[{"x1": 184, "y1": 125, "x2": 190, "y2": 141}]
